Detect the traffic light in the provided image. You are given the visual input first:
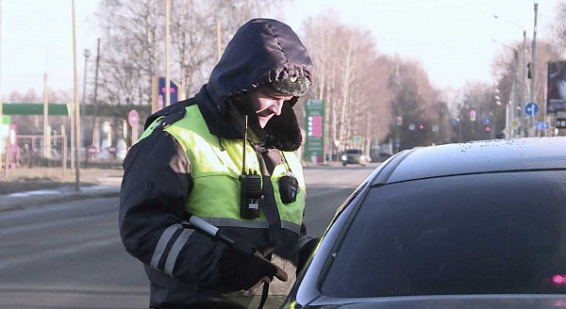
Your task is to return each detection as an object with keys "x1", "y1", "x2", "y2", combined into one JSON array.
[
  {"x1": 396, "y1": 116, "x2": 402, "y2": 126},
  {"x1": 418, "y1": 124, "x2": 424, "y2": 130}
]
